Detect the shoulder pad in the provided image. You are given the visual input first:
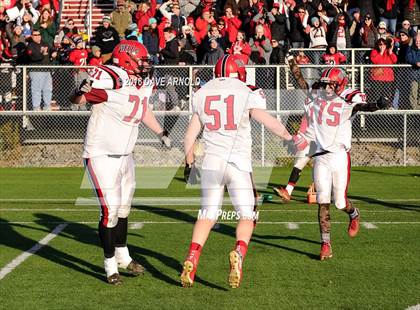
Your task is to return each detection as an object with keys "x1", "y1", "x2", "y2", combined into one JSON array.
[{"x1": 88, "y1": 65, "x2": 127, "y2": 90}]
